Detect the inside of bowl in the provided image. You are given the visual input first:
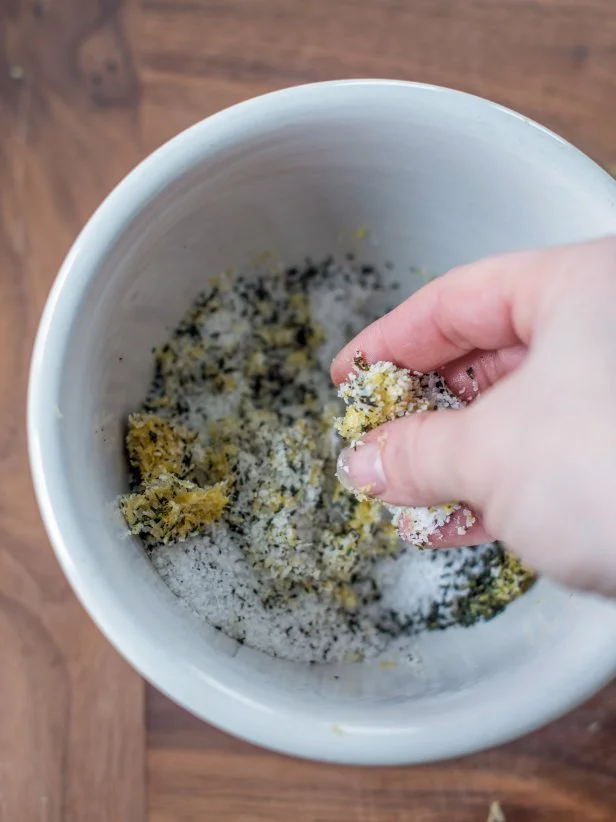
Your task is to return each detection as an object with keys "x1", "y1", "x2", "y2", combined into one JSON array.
[{"x1": 49, "y1": 84, "x2": 616, "y2": 730}]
